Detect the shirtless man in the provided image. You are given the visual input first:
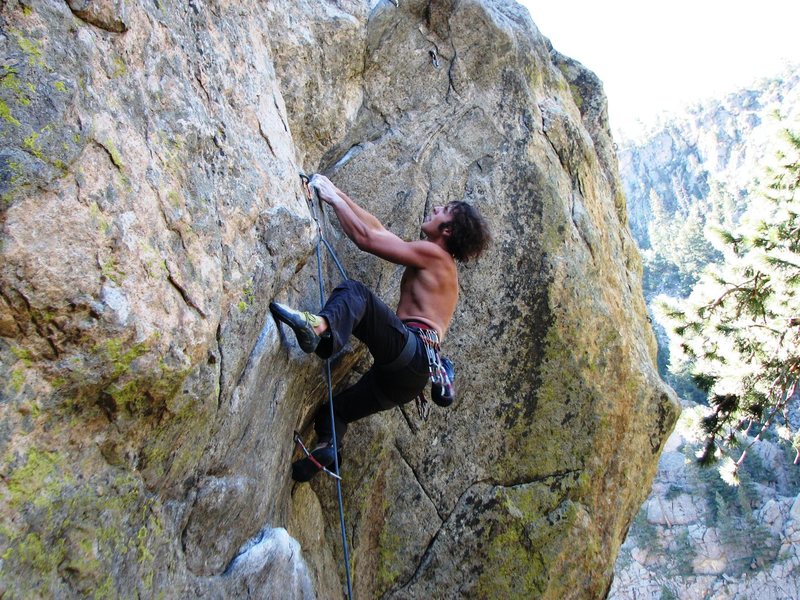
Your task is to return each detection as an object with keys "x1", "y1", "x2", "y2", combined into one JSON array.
[{"x1": 270, "y1": 174, "x2": 490, "y2": 482}]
